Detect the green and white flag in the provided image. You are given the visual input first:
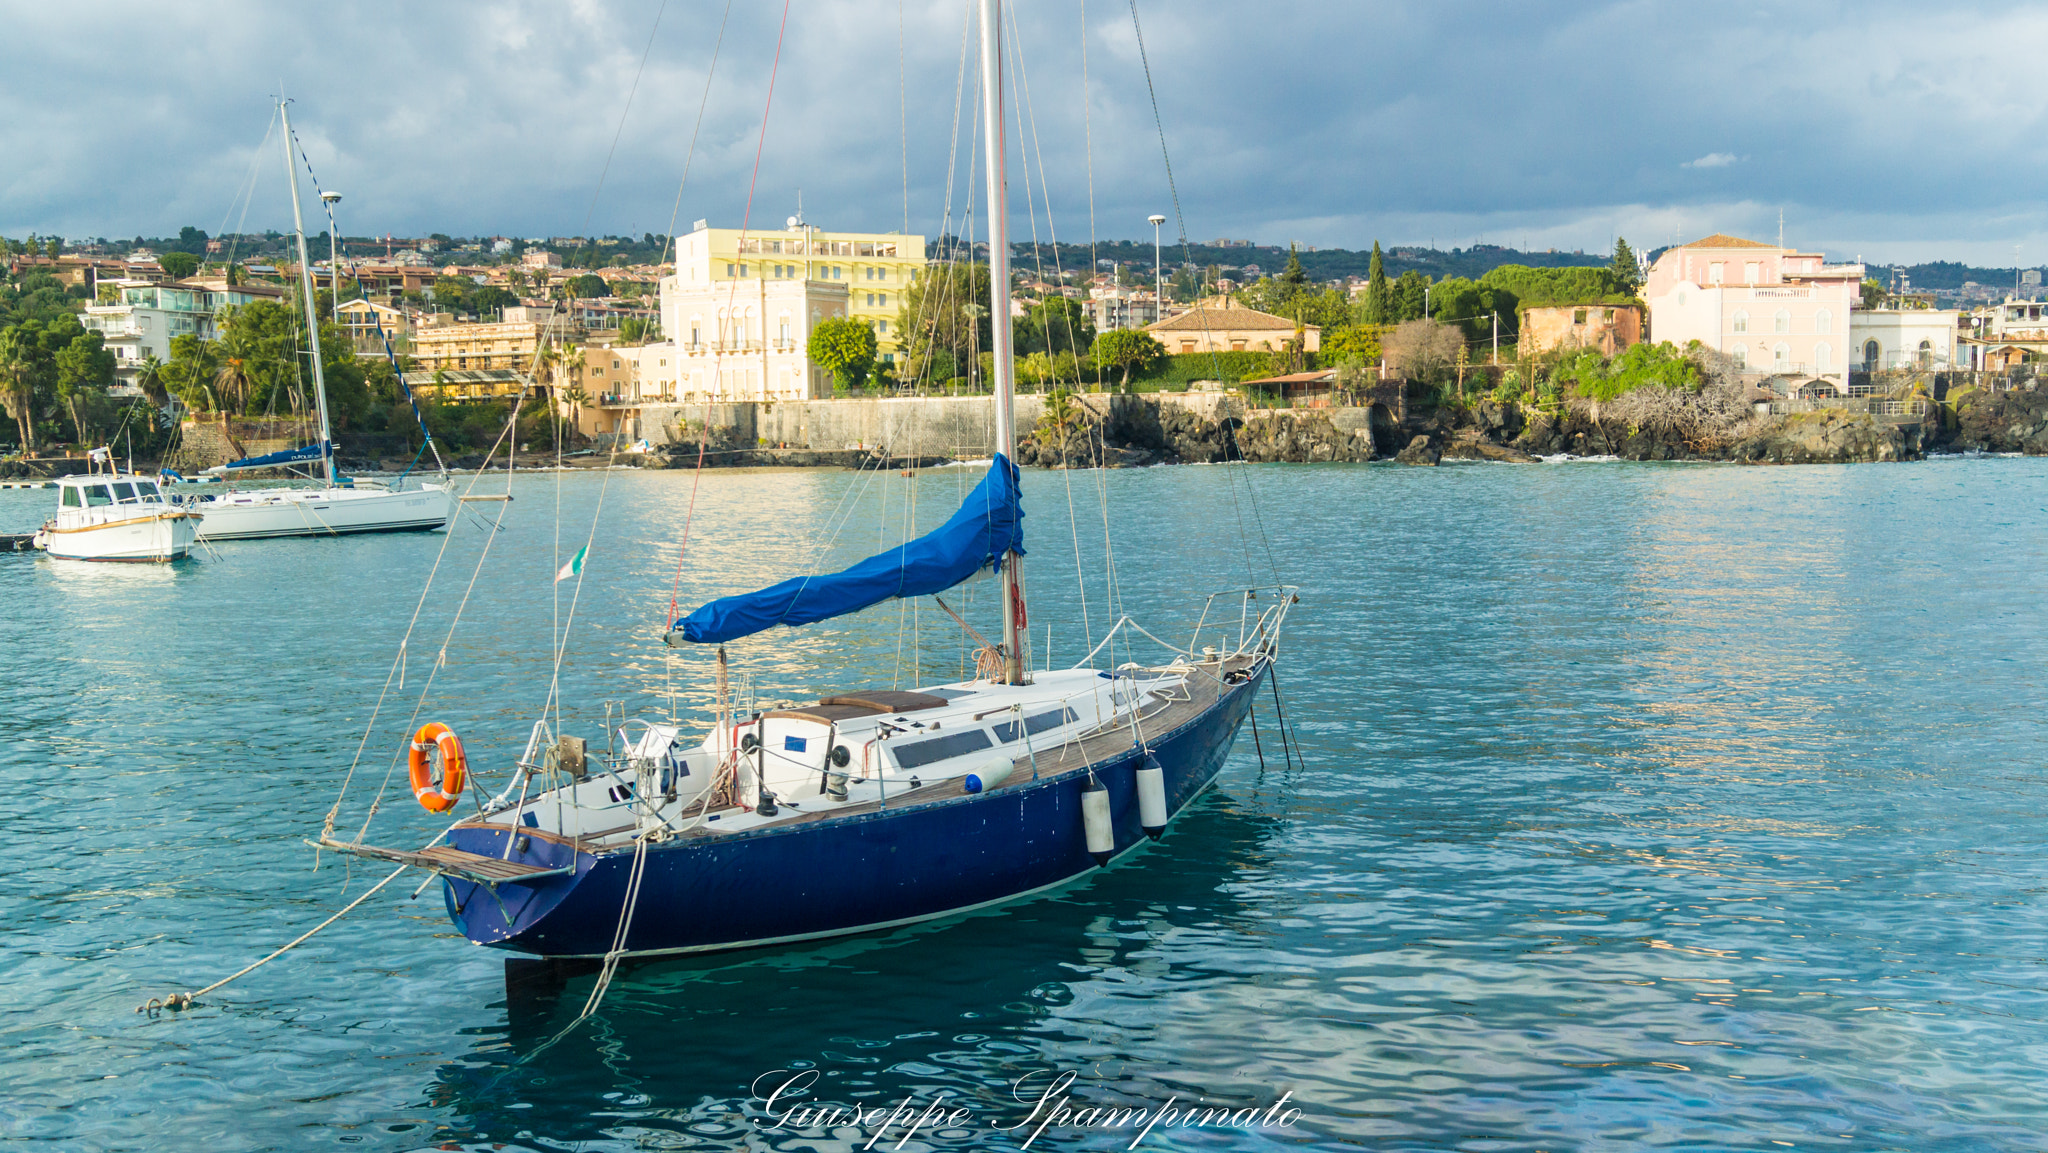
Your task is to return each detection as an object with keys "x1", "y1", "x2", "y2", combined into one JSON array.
[{"x1": 555, "y1": 544, "x2": 588, "y2": 583}]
